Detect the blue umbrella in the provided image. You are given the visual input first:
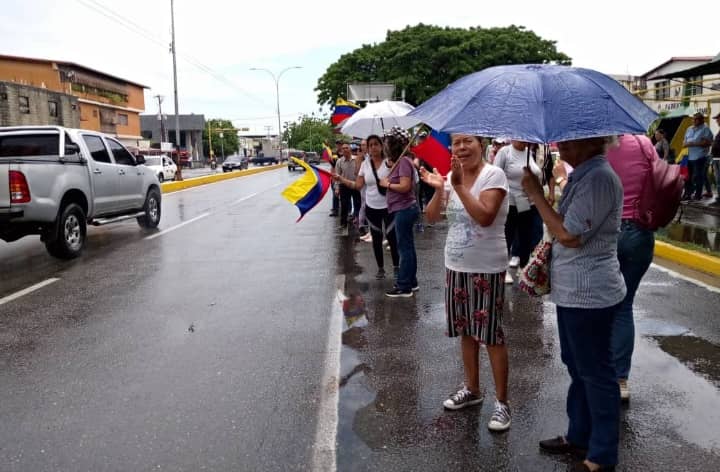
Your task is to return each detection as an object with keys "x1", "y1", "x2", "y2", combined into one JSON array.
[{"x1": 408, "y1": 64, "x2": 658, "y2": 144}]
